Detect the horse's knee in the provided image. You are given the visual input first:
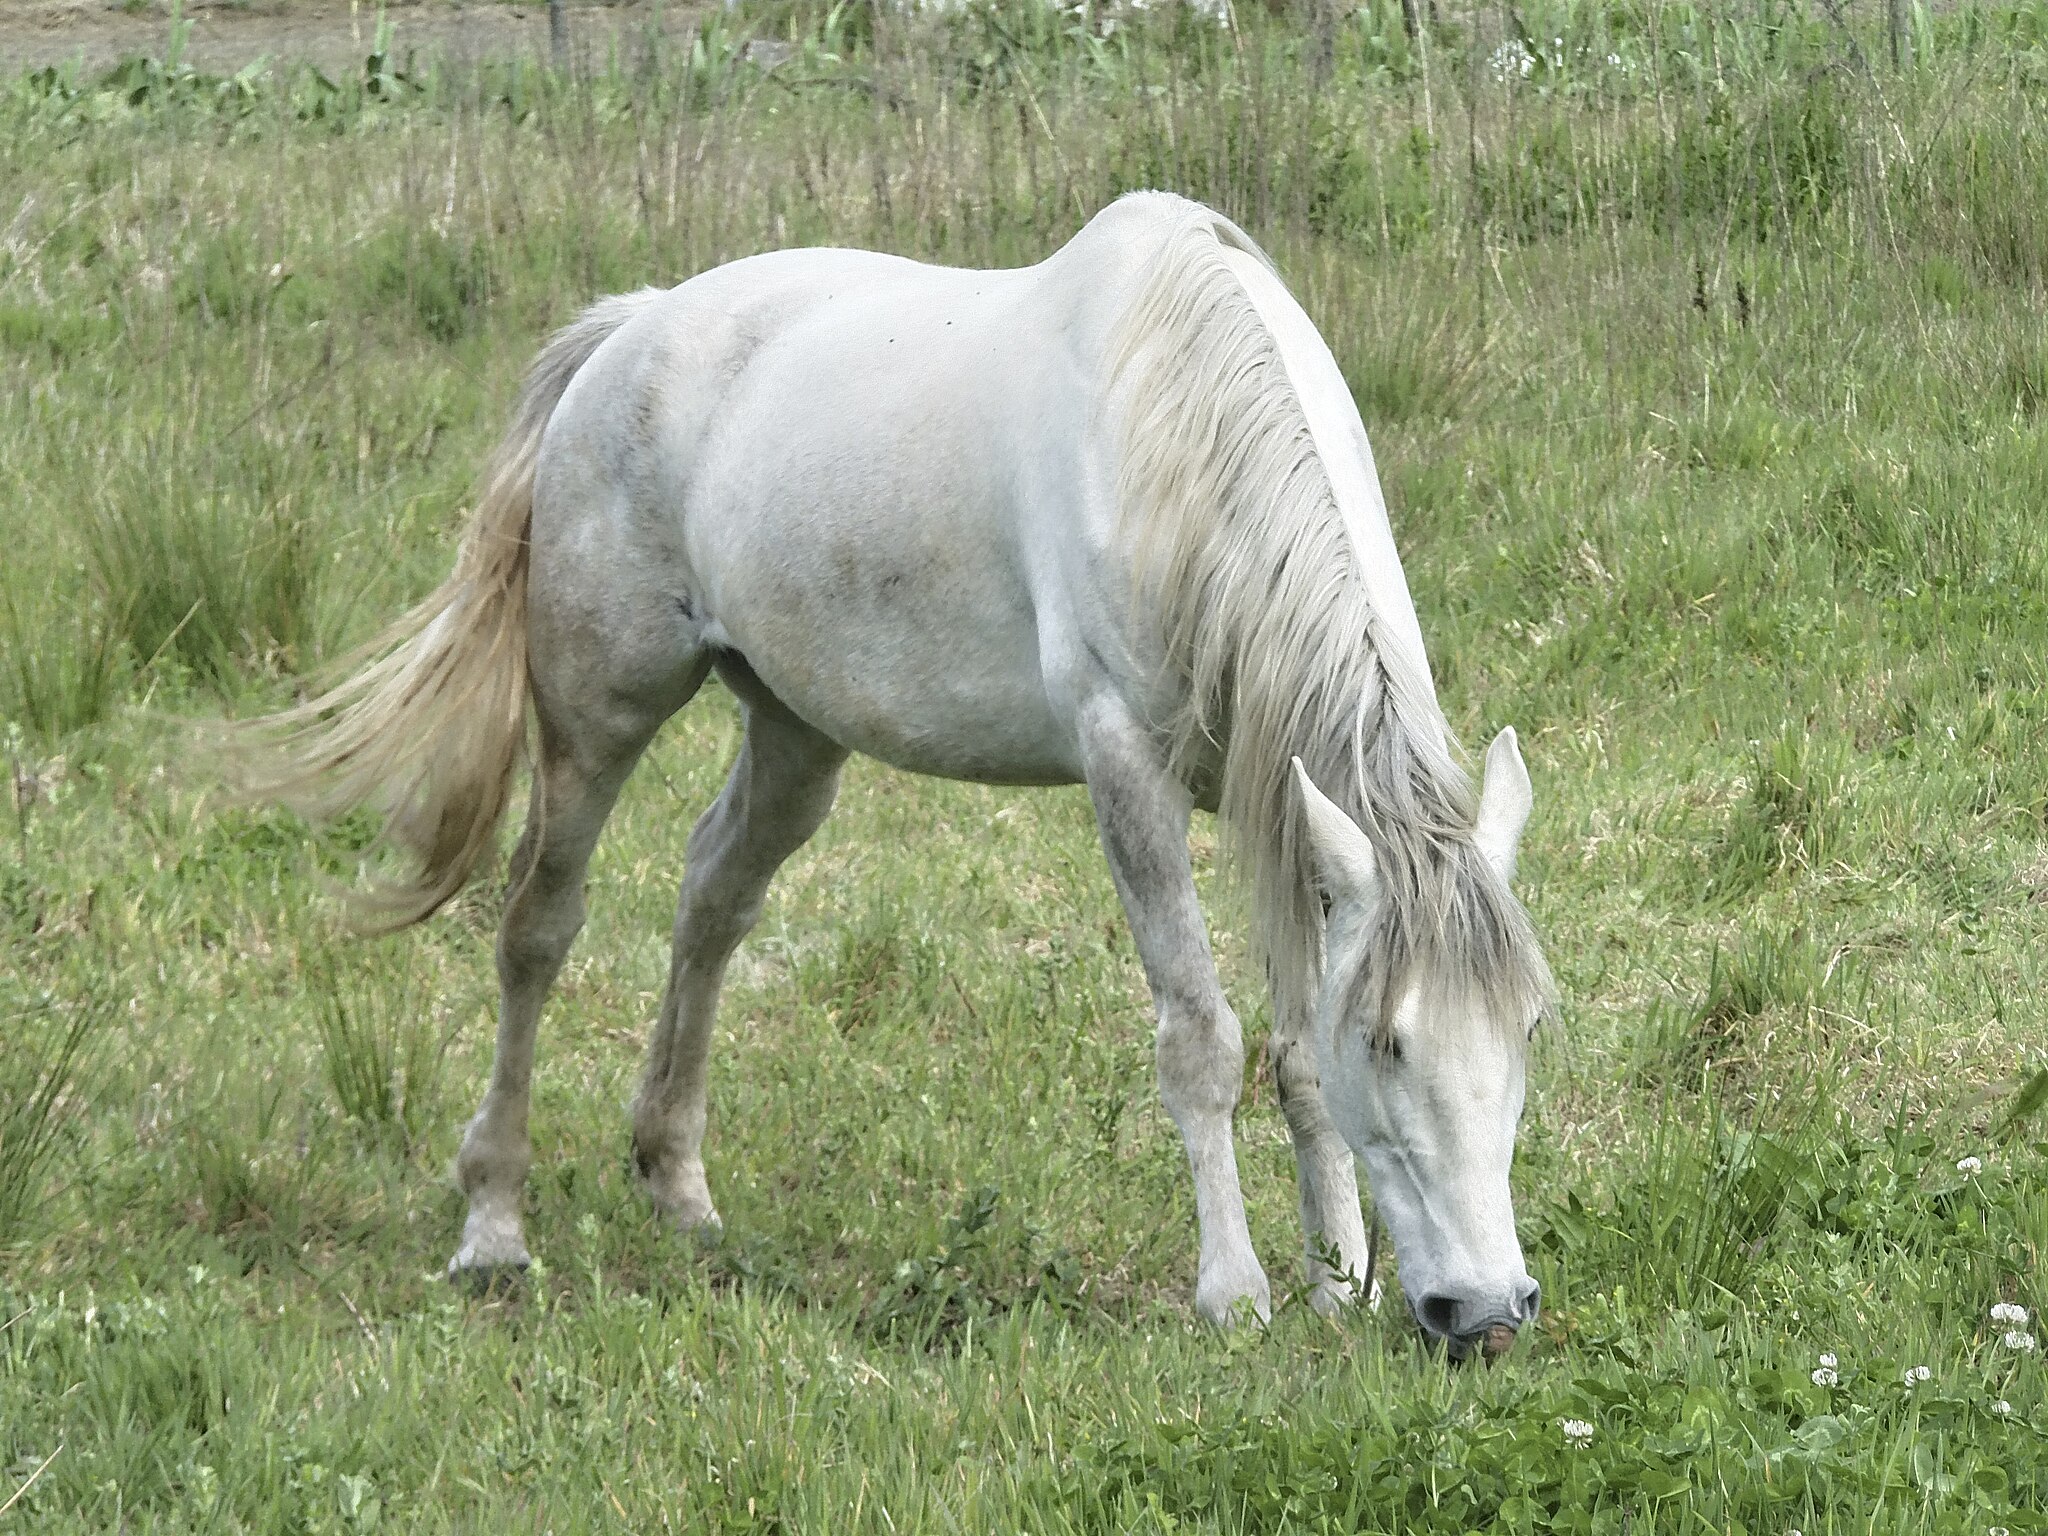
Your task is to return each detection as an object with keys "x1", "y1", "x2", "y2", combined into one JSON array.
[
  {"x1": 1269, "y1": 1040, "x2": 1351, "y2": 1163},
  {"x1": 1155, "y1": 1001, "x2": 1245, "y2": 1124},
  {"x1": 1270, "y1": 1031, "x2": 1314, "y2": 1093}
]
